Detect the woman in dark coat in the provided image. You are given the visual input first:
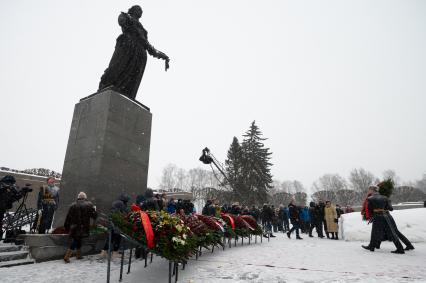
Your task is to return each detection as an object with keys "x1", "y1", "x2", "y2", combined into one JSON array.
[
  {"x1": 98, "y1": 5, "x2": 169, "y2": 99},
  {"x1": 63, "y1": 192, "x2": 97, "y2": 263}
]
